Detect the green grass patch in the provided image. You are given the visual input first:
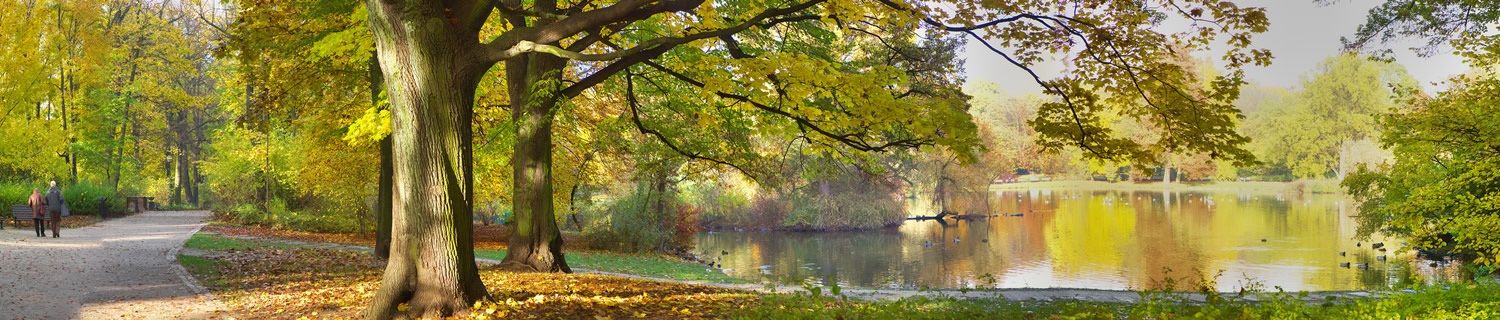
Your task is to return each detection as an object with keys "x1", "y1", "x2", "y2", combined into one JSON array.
[
  {"x1": 476, "y1": 248, "x2": 749, "y2": 284},
  {"x1": 184, "y1": 233, "x2": 295, "y2": 250},
  {"x1": 989, "y1": 179, "x2": 1295, "y2": 192},
  {"x1": 736, "y1": 280, "x2": 1500, "y2": 319},
  {"x1": 177, "y1": 255, "x2": 224, "y2": 287},
  {"x1": 737, "y1": 294, "x2": 1128, "y2": 319}
]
